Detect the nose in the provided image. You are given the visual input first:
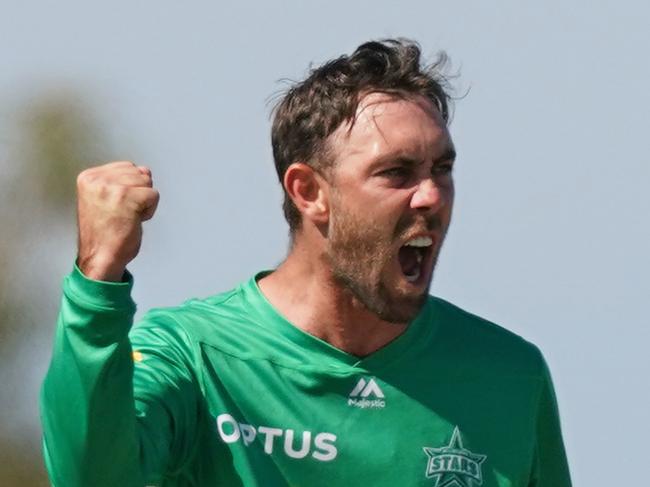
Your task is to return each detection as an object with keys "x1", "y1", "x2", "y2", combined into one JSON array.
[{"x1": 410, "y1": 178, "x2": 447, "y2": 213}]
